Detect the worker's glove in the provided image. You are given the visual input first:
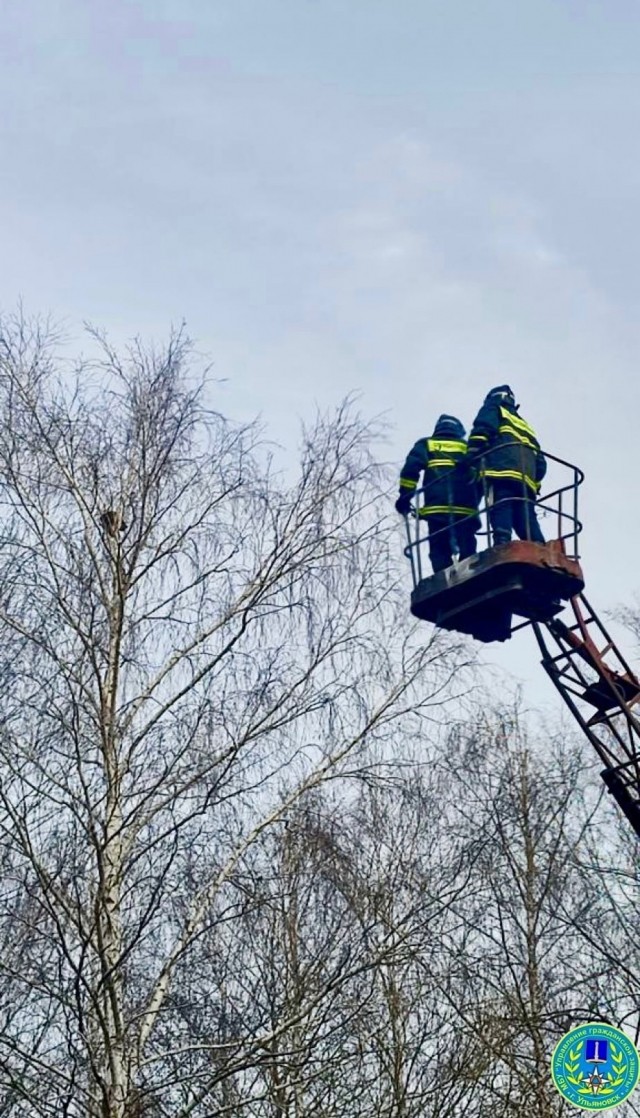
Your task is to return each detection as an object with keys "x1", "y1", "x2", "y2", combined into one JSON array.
[{"x1": 395, "y1": 493, "x2": 412, "y2": 516}]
